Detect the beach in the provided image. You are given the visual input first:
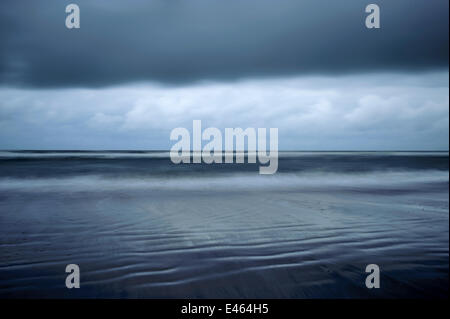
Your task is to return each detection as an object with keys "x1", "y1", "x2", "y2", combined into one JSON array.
[{"x1": 0, "y1": 151, "x2": 448, "y2": 298}]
